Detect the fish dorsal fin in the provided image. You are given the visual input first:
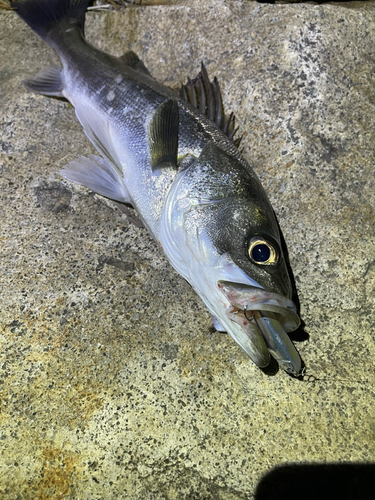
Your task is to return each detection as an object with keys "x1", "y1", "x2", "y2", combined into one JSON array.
[
  {"x1": 118, "y1": 51, "x2": 152, "y2": 77},
  {"x1": 148, "y1": 99, "x2": 179, "y2": 172},
  {"x1": 179, "y1": 63, "x2": 242, "y2": 148}
]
